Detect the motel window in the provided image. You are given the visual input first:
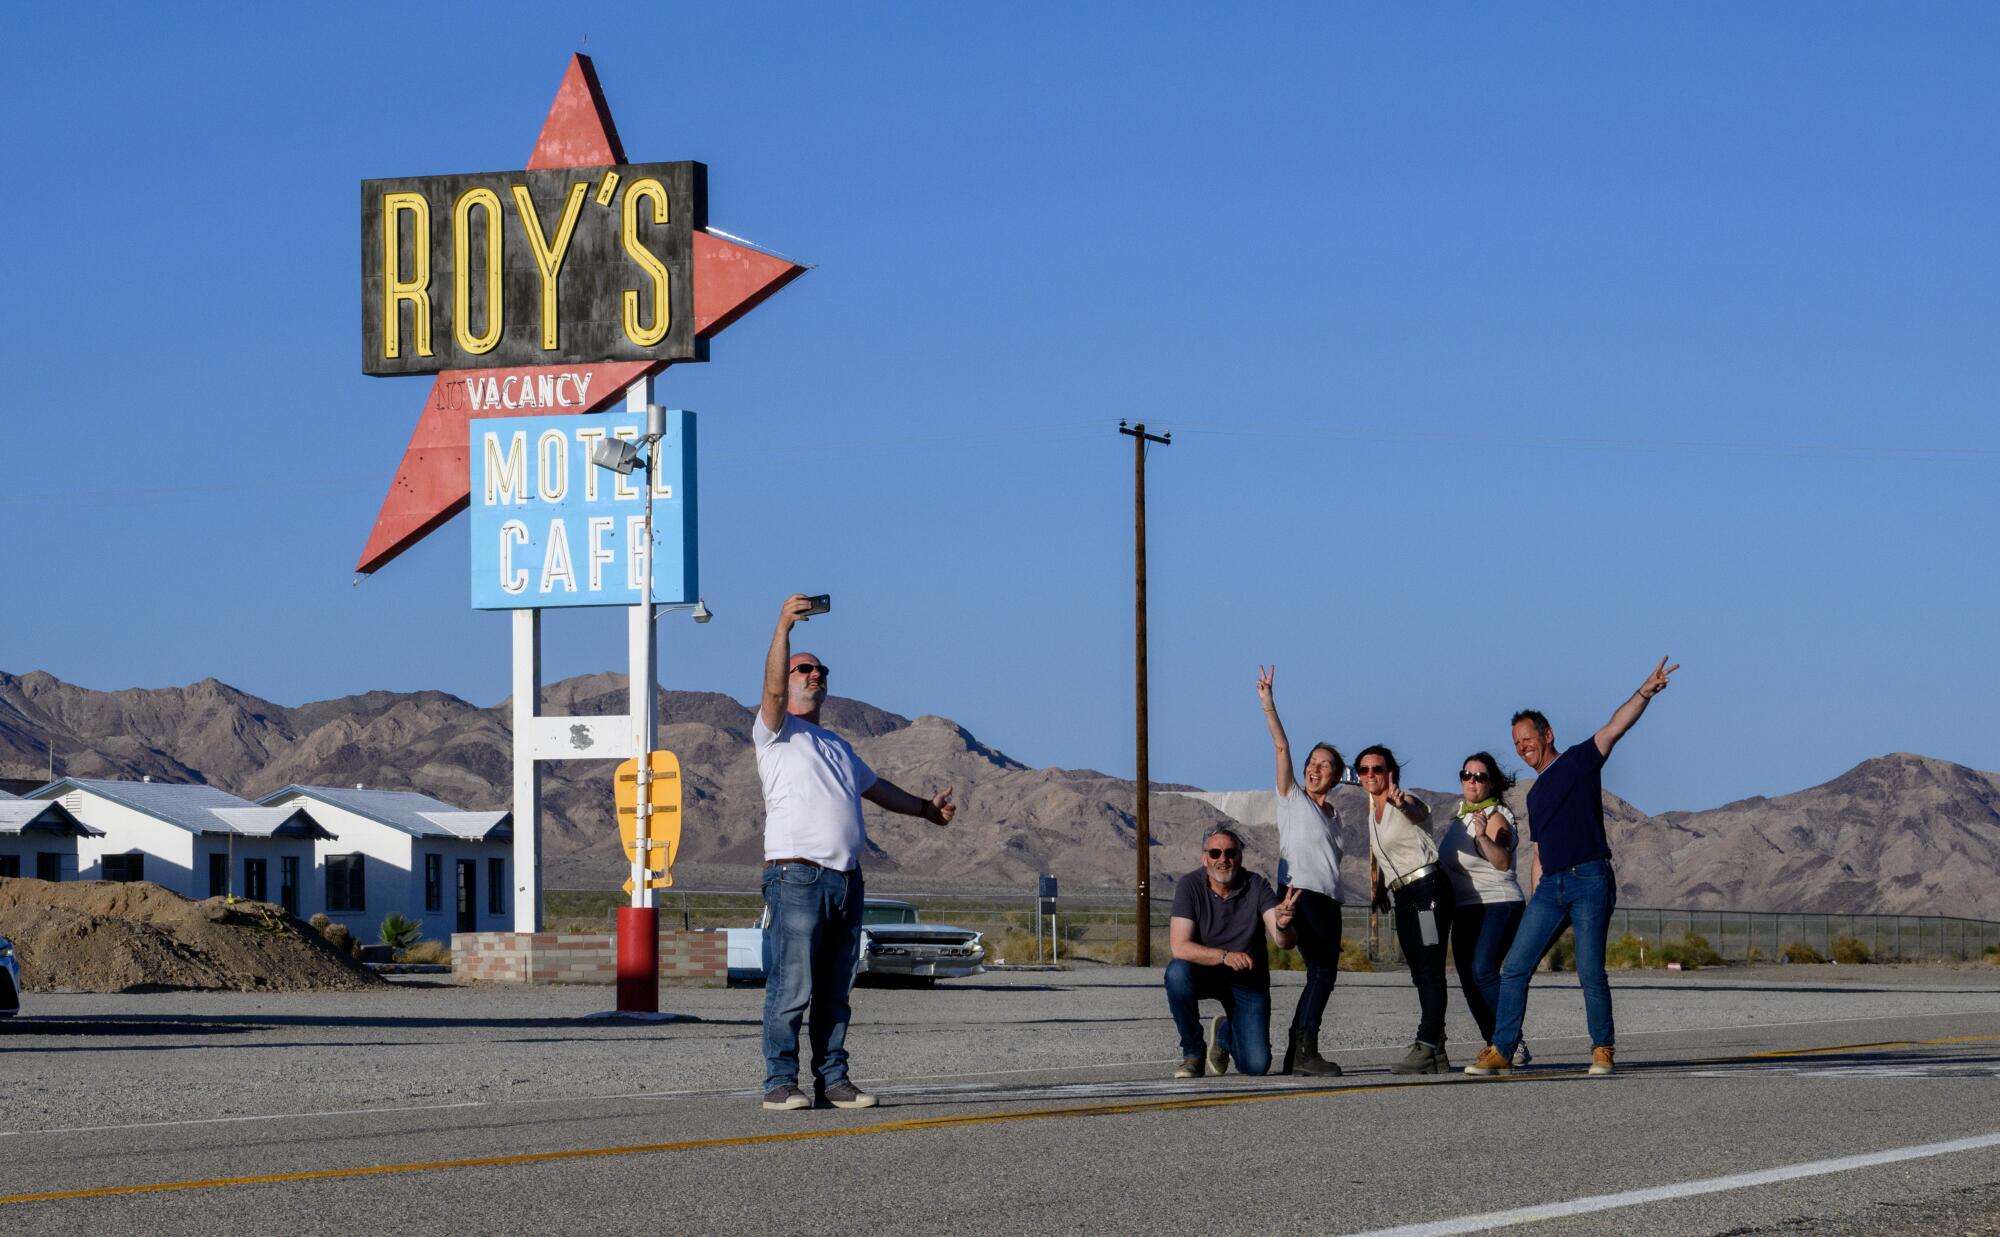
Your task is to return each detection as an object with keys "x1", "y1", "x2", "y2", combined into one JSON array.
[
  {"x1": 209, "y1": 853, "x2": 230, "y2": 898},
  {"x1": 0, "y1": 856, "x2": 17, "y2": 879},
  {"x1": 325, "y1": 854, "x2": 366, "y2": 912},
  {"x1": 424, "y1": 854, "x2": 443, "y2": 913},
  {"x1": 487, "y1": 858, "x2": 505, "y2": 915},
  {"x1": 102, "y1": 853, "x2": 145, "y2": 883},
  {"x1": 36, "y1": 853, "x2": 62, "y2": 882}
]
